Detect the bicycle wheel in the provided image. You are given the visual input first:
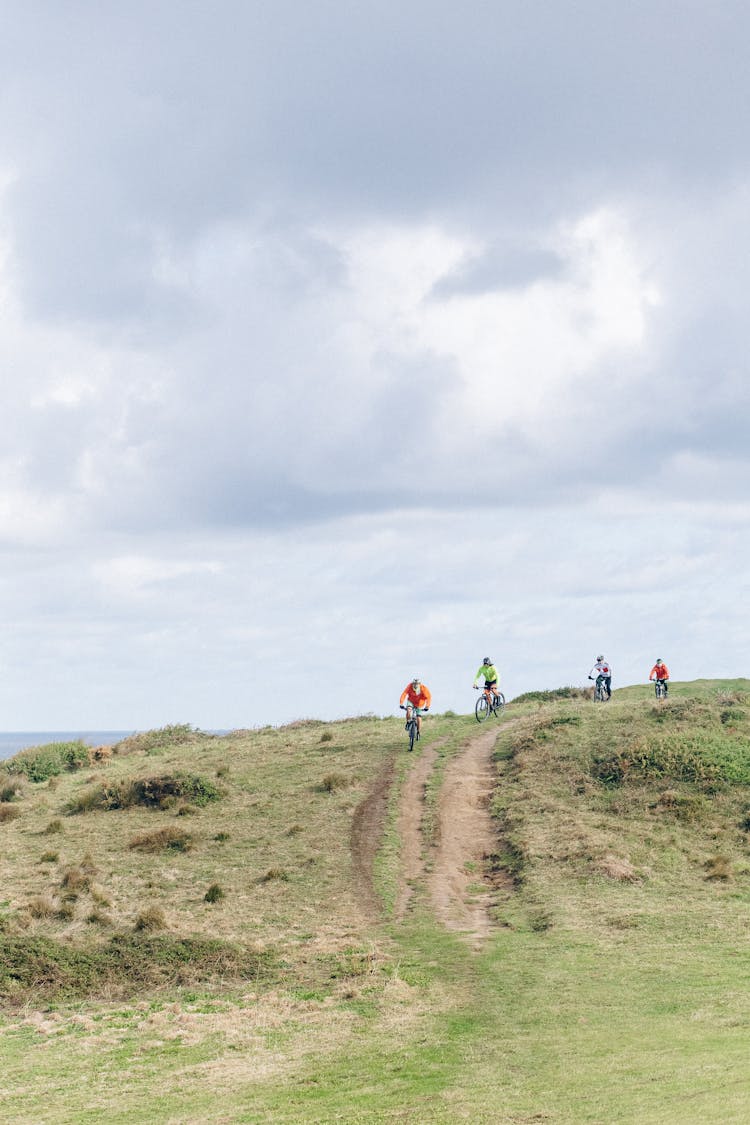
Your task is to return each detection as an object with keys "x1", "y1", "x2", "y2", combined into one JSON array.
[
  {"x1": 594, "y1": 683, "x2": 606, "y2": 703},
  {"x1": 475, "y1": 695, "x2": 490, "y2": 722},
  {"x1": 408, "y1": 721, "x2": 417, "y2": 751},
  {"x1": 492, "y1": 692, "x2": 506, "y2": 716}
]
